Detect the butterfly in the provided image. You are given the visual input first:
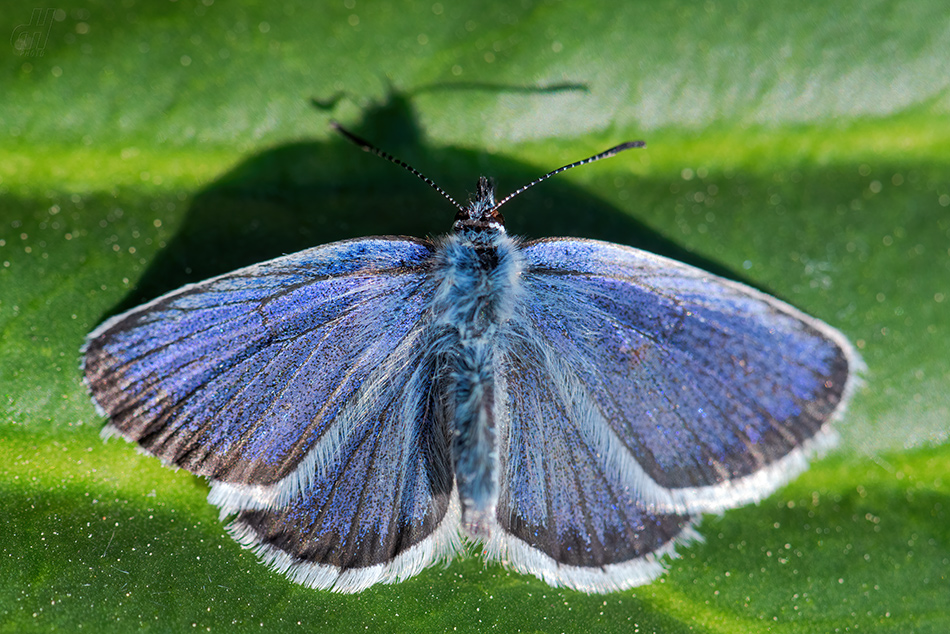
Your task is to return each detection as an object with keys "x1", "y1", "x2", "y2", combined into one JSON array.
[{"x1": 83, "y1": 123, "x2": 862, "y2": 593}]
